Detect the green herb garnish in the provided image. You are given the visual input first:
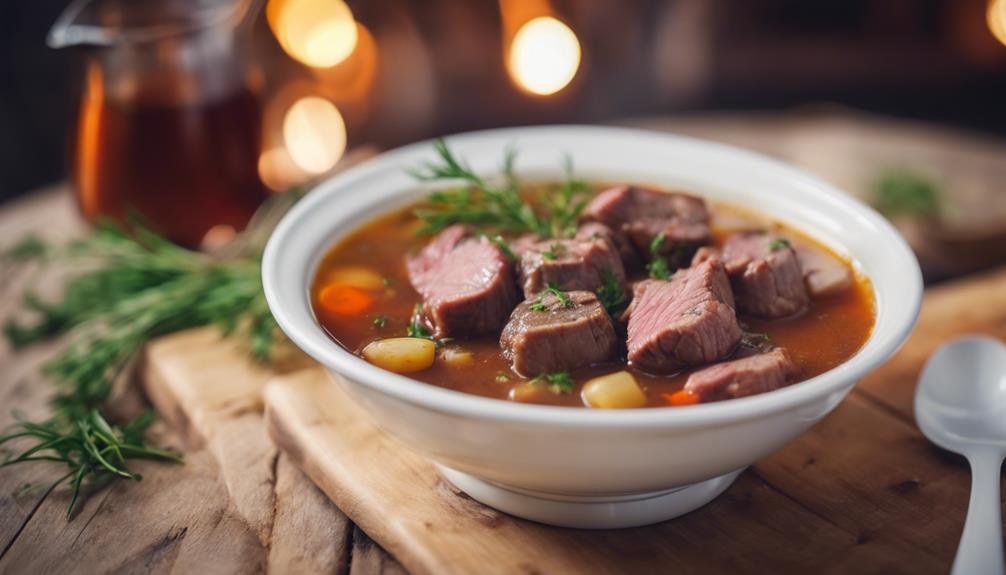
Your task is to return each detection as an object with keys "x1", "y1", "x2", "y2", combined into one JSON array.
[
  {"x1": 872, "y1": 171, "x2": 941, "y2": 219},
  {"x1": 596, "y1": 270, "x2": 627, "y2": 314},
  {"x1": 381, "y1": 276, "x2": 395, "y2": 286},
  {"x1": 373, "y1": 315, "x2": 387, "y2": 328},
  {"x1": 533, "y1": 371, "x2": 576, "y2": 394},
  {"x1": 0, "y1": 197, "x2": 299, "y2": 517},
  {"x1": 488, "y1": 235, "x2": 516, "y2": 262},
  {"x1": 530, "y1": 283, "x2": 574, "y2": 312},
  {"x1": 407, "y1": 304, "x2": 433, "y2": 339},
  {"x1": 1, "y1": 410, "x2": 181, "y2": 517},
  {"x1": 768, "y1": 238, "x2": 791, "y2": 252},
  {"x1": 406, "y1": 304, "x2": 451, "y2": 346},
  {"x1": 495, "y1": 372, "x2": 511, "y2": 383},
  {"x1": 541, "y1": 242, "x2": 566, "y2": 261},
  {"x1": 411, "y1": 140, "x2": 588, "y2": 238},
  {"x1": 646, "y1": 233, "x2": 671, "y2": 280}
]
